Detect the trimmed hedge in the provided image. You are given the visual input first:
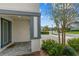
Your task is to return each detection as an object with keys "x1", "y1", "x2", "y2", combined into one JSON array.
[{"x1": 41, "y1": 32, "x2": 49, "y2": 34}]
